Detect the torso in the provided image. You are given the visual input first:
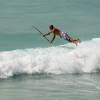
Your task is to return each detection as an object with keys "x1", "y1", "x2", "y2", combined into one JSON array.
[{"x1": 51, "y1": 28, "x2": 61, "y2": 36}]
